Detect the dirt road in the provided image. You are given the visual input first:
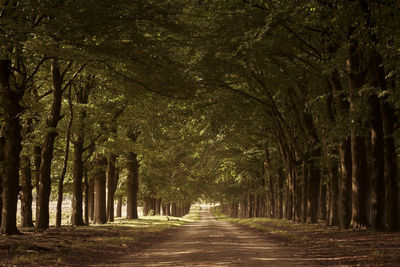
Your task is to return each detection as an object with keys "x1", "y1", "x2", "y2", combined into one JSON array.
[{"x1": 111, "y1": 208, "x2": 319, "y2": 266}]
